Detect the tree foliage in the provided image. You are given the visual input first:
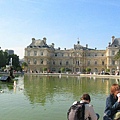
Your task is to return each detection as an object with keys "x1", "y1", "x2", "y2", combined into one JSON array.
[
  {"x1": 86, "y1": 68, "x2": 91, "y2": 73},
  {"x1": 21, "y1": 62, "x2": 28, "y2": 69},
  {"x1": 0, "y1": 50, "x2": 21, "y2": 71},
  {"x1": 60, "y1": 67, "x2": 65, "y2": 73}
]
